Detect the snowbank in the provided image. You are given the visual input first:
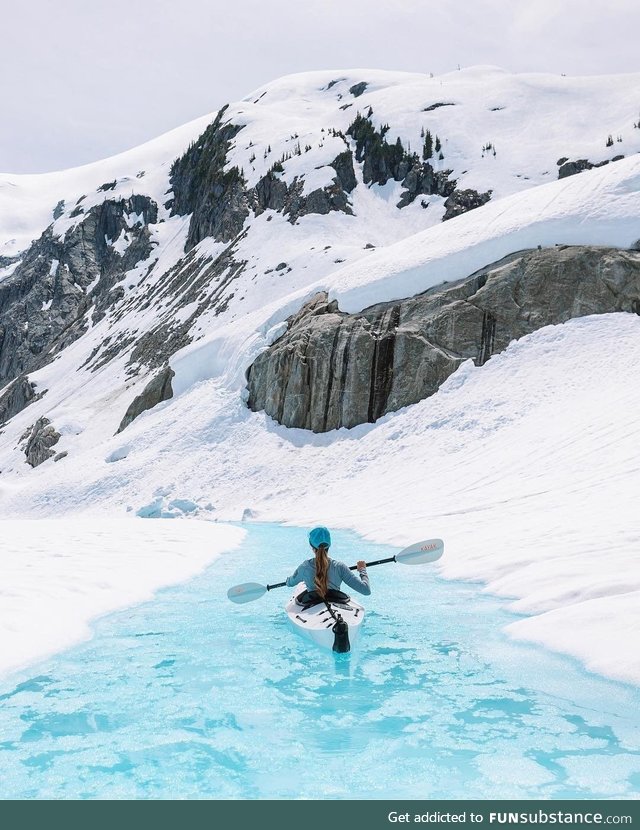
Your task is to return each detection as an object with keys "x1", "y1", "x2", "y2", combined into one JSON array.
[
  {"x1": 2, "y1": 314, "x2": 638, "y2": 685},
  {"x1": 0, "y1": 517, "x2": 244, "y2": 678}
]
